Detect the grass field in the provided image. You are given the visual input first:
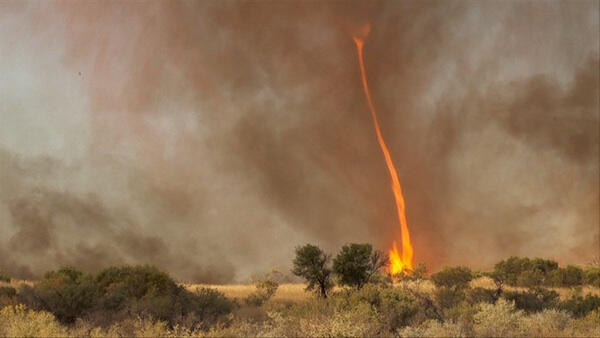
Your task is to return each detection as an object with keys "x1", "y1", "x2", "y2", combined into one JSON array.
[{"x1": 185, "y1": 277, "x2": 600, "y2": 302}]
